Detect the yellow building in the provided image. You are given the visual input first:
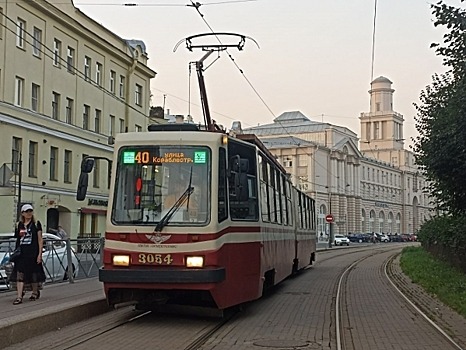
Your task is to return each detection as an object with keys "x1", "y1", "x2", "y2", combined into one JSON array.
[{"x1": 0, "y1": 0, "x2": 156, "y2": 237}]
